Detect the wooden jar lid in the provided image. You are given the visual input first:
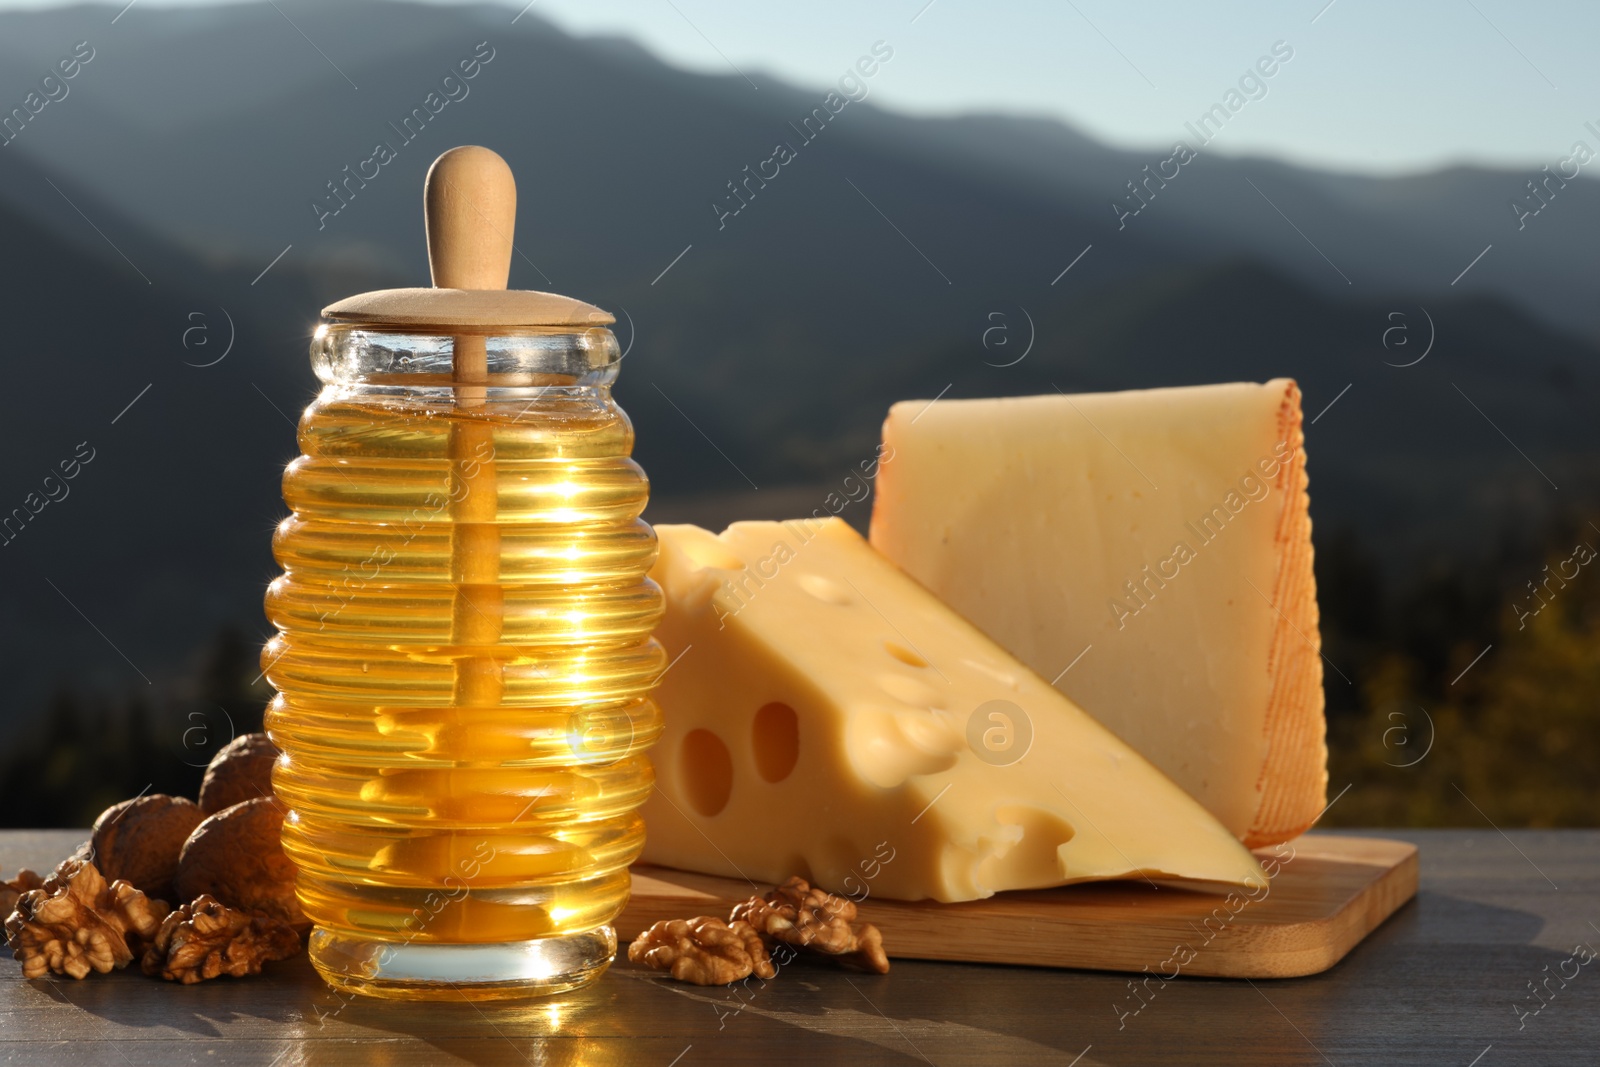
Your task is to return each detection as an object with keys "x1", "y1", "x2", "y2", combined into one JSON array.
[
  {"x1": 320, "y1": 146, "x2": 614, "y2": 330},
  {"x1": 322, "y1": 288, "x2": 614, "y2": 329}
]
